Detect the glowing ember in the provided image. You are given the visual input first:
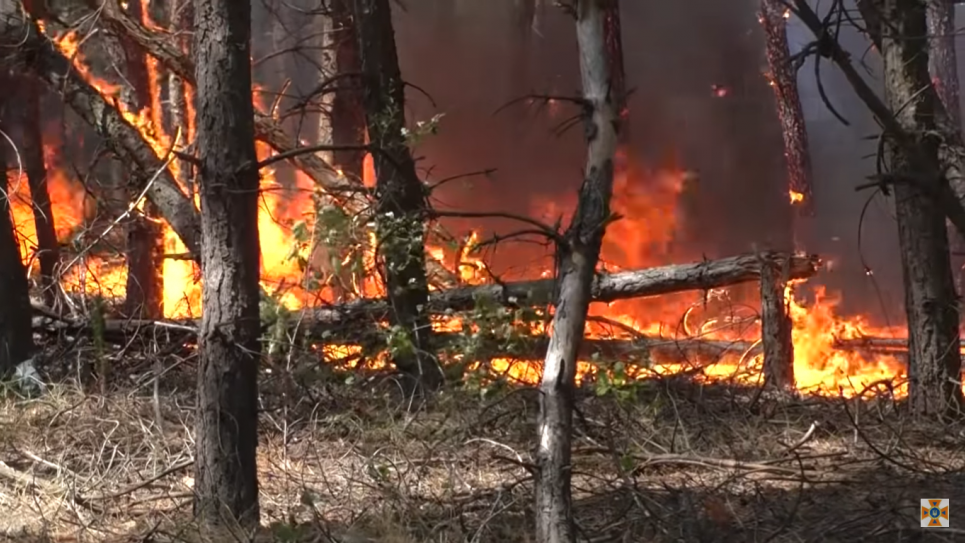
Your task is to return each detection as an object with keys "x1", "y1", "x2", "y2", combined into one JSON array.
[{"x1": 789, "y1": 190, "x2": 805, "y2": 204}]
